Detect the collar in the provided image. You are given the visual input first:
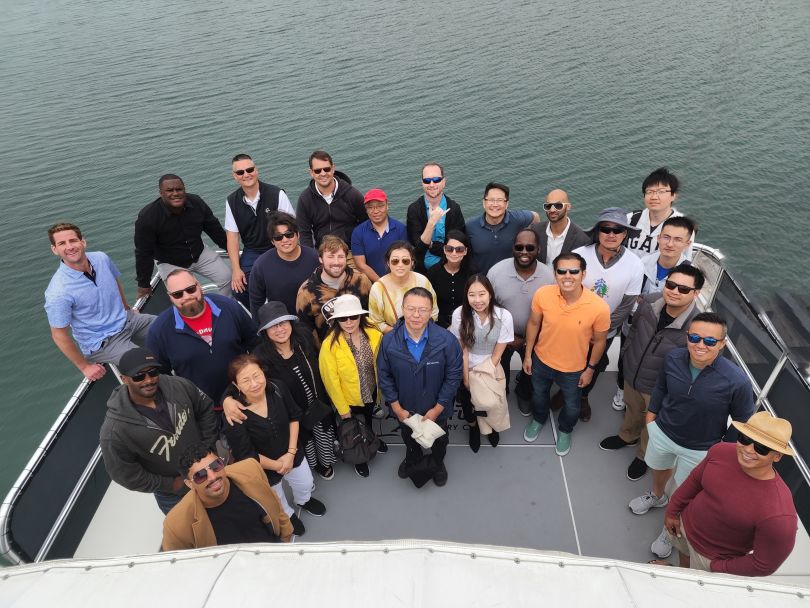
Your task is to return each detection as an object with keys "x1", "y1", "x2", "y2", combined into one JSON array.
[
  {"x1": 404, "y1": 323, "x2": 429, "y2": 345},
  {"x1": 424, "y1": 194, "x2": 447, "y2": 210},
  {"x1": 316, "y1": 178, "x2": 338, "y2": 199},
  {"x1": 159, "y1": 197, "x2": 191, "y2": 215},
  {"x1": 173, "y1": 296, "x2": 220, "y2": 330},
  {"x1": 243, "y1": 188, "x2": 261, "y2": 205},
  {"x1": 478, "y1": 211, "x2": 509, "y2": 228},
  {"x1": 546, "y1": 217, "x2": 571, "y2": 238}
]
